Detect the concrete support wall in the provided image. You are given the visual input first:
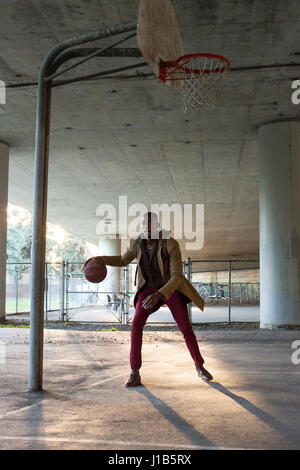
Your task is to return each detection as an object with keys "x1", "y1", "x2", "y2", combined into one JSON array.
[
  {"x1": 0, "y1": 142, "x2": 9, "y2": 321},
  {"x1": 259, "y1": 121, "x2": 300, "y2": 328},
  {"x1": 98, "y1": 236, "x2": 121, "y2": 303}
]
